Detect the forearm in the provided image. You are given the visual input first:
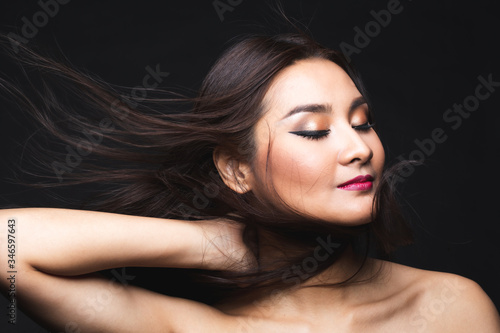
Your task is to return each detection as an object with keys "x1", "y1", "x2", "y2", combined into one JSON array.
[{"x1": 0, "y1": 207, "x2": 203, "y2": 276}]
